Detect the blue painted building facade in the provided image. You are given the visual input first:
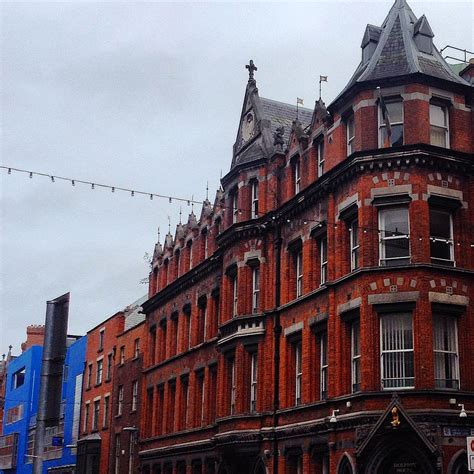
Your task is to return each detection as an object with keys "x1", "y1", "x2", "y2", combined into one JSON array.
[{"x1": 0, "y1": 336, "x2": 86, "y2": 474}]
